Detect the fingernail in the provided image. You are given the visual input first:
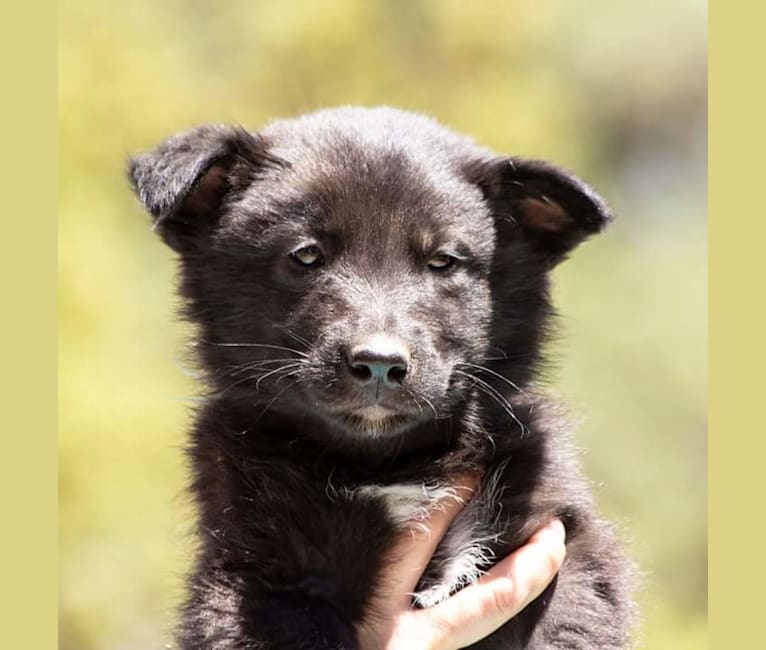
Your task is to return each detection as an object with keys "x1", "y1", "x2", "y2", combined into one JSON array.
[{"x1": 544, "y1": 519, "x2": 566, "y2": 542}]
